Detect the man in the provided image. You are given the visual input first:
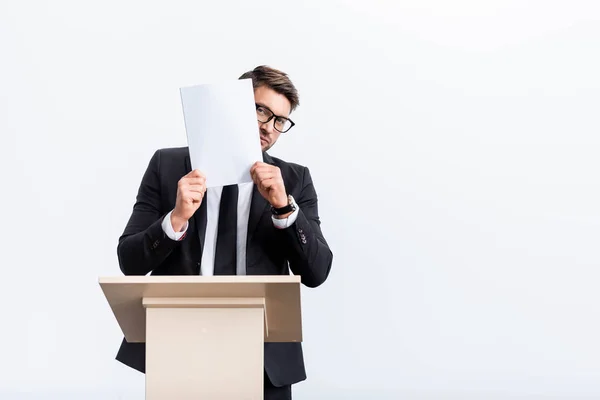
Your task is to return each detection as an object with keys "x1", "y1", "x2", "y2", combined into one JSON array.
[{"x1": 115, "y1": 65, "x2": 333, "y2": 399}]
